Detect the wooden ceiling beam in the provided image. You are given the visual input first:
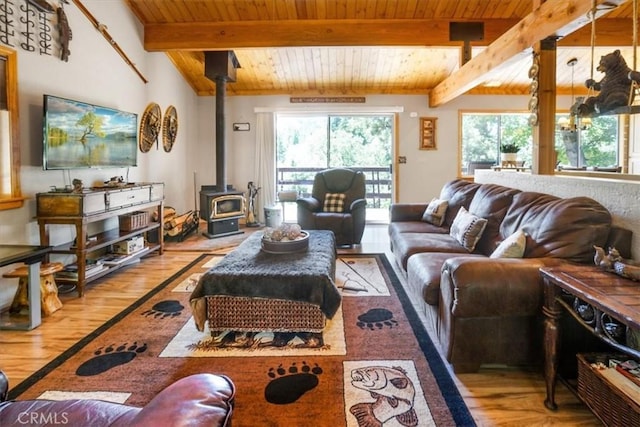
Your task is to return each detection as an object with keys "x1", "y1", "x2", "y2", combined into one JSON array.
[
  {"x1": 143, "y1": 19, "x2": 516, "y2": 51},
  {"x1": 143, "y1": 18, "x2": 635, "y2": 52},
  {"x1": 429, "y1": 0, "x2": 631, "y2": 108},
  {"x1": 560, "y1": 19, "x2": 638, "y2": 46}
]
